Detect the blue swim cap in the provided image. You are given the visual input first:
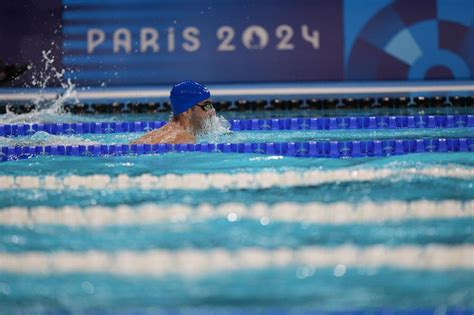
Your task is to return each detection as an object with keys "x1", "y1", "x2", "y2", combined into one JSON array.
[{"x1": 170, "y1": 80, "x2": 211, "y2": 116}]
